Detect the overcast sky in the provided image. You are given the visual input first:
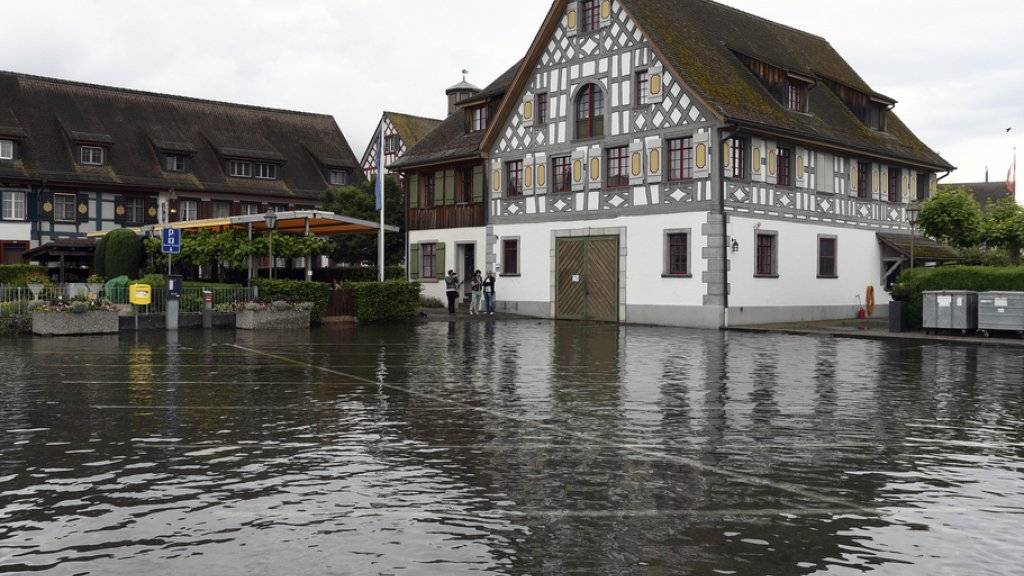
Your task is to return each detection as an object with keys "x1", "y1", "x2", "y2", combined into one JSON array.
[{"x1": 2, "y1": 0, "x2": 1021, "y2": 184}]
